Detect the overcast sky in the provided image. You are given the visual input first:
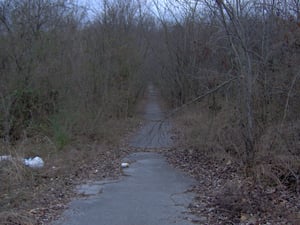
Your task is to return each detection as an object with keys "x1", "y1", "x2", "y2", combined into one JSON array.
[{"x1": 76, "y1": 0, "x2": 182, "y2": 21}]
